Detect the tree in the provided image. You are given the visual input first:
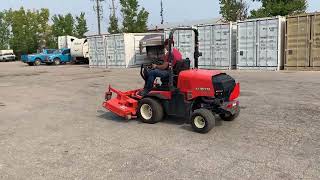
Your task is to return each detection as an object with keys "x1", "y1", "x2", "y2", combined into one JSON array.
[
  {"x1": 51, "y1": 13, "x2": 76, "y2": 48},
  {"x1": 219, "y1": 0, "x2": 248, "y2": 22},
  {"x1": 0, "y1": 12, "x2": 10, "y2": 49},
  {"x1": 120, "y1": 0, "x2": 149, "y2": 33},
  {"x1": 108, "y1": 14, "x2": 120, "y2": 34},
  {"x1": 250, "y1": 0, "x2": 307, "y2": 18},
  {"x1": 75, "y1": 12, "x2": 89, "y2": 38},
  {"x1": 5, "y1": 8, "x2": 50, "y2": 54}
]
